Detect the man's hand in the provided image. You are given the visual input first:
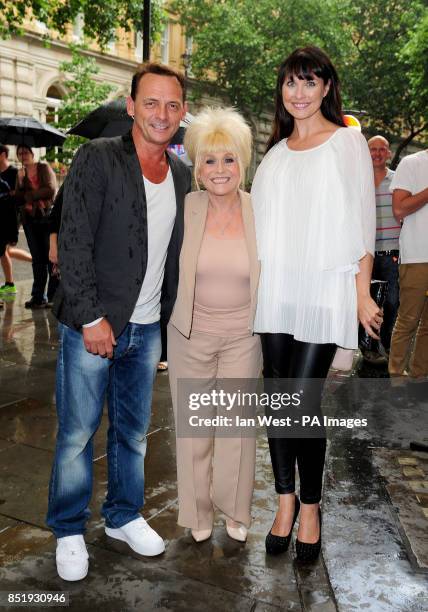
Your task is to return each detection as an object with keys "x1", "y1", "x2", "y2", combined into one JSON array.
[
  {"x1": 83, "y1": 318, "x2": 116, "y2": 358},
  {"x1": 393, "y1": 187, "x2": 428, "y2": 221}
]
